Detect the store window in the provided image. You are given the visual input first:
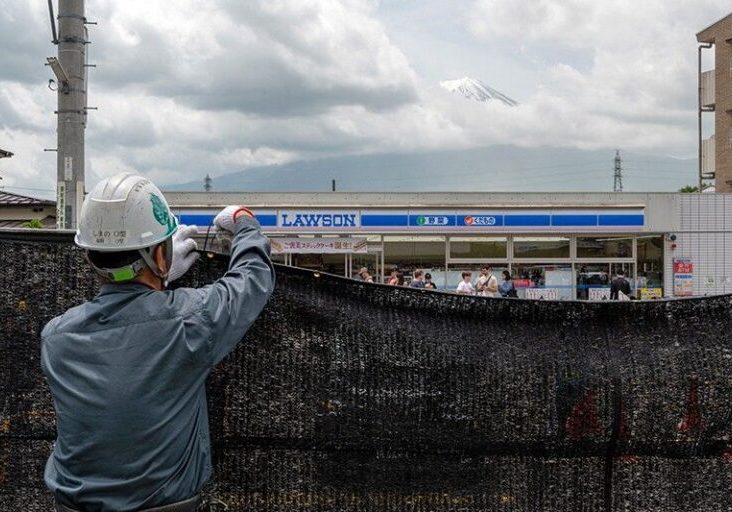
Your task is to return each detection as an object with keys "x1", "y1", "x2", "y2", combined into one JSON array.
[
  {"x1": 384, "y1": 236, "x2": 446, "y2": 285},
  {"x1": 576, "y1": 237, "x2": 632, "y2": 258},
  {"x1": 513, "y1": 237, "x2": 570, "y2": 258},
  {"x1": 445, "y1": 264, "x2": 508, "y2": 292},
  {"x1": 512, "y1": 263, "x2": 573, "y2": 300},
  {"x1": 291, "y1": 253, "x2": 346, "y2": 275},
  {"x1": 636, "y1": 236, "x2": 664, "y2": 297},
  {"x1": 449, "y1": 237, "x2": 507, "y2": 259},
  {"x1": 350, "y1": 236, "x2": 383, "y2": 280},
  {"x1": 576, "y1": 263, "x2": 611, "y2": 300}
]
